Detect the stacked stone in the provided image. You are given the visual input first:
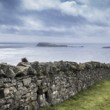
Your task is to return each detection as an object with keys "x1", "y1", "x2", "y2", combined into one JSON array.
[{"x1": 0, "y1": 59, "x2": 110, "y2": 110}]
